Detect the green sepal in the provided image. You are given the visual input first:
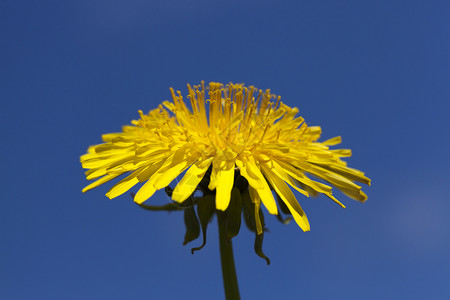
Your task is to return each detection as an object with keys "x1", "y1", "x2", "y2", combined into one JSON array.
[
  {"x1": 256, "y1": 200, "x2": 266, "y2": 234},
  {"x1": 241, "y1": 191, "x2": 256, "y2": 232},
  {"x1": 136, "y1": 202, "x2": 184, "y2": 211},
  {"x1": 191, "y1": 194, "x2": 216, "y2": 254},
  {"x1": 254, "y1": 231, "x2": 270, "y2": 265},
  {"x1": 235, "y1": 172, "x2": 249, "y2": 192},
  {"x1": 226, "y1": 188, "x2": 242, "y2": 242},
  {"x1": 275, "y1": 193, "x2": 291, "y2": 216},
  {"x1": 183, "y1": 206, "x2": 200, "y2": 245},
  {"x1": 252, "y1": 199, "x2": 270, "y2": 264},
  {"x1": 241, "y1": 190, "x2": 267, "y2": 234},
  {"x1": 164, "y1": 186, "x2": 174, "y2": 197},
  {"x1": 275, "y1": 212, "x2": 292, "y2": 225},
  {"x1": 132, "y1": 192, "x2": 183, "y2": 211}
]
